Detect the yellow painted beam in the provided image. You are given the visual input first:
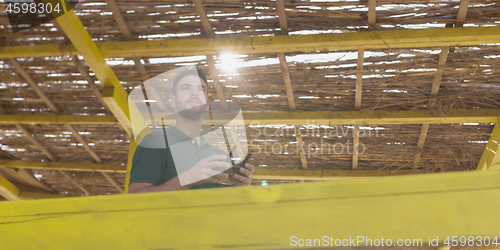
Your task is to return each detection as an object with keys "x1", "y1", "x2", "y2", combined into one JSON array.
[
  {"x1": 50, "y1": 7, "x2": 133, "y2": 137},
  {"x1": 0, "y1": 170, "x2": 500, "y2": 249},
  {"x1": 19, "y1": 191, "x2": 70, "y2": 200},
  {"x1": 195, "y1": 109, "x2": 500, "y2": 126},
  {"x1": 477, "y1": 117, "x2": 500, "y2": 171},
  {"x1": 0, "y1": 43, "x2": 78, "y2": 58},
  {"x1": 0, "y1": 159, "x2": 415, "y2": 180},
  {"x1": 0, "y1": 175, "x2": 69, "y2": 200},
  {"x1": 0, "y1": 160, "x2": 126, "y2": 172},
  {"x1": 0, "y1": 174, "x2": 20, "y2": 201},
  {"x1": 253, "y1": 169, "x2": 416, "y2": 181},
  {"x1": 1, "y1": 109, "x2": 498, "y2": 126},
  {"x1": 0, "y1": 115, "x2": 118, "y2": 125},
  {"x1": 1, "y1": 26, "x2": 500, "y2": 58},
  {"x1": 240, "y1": 109, "x2": 500, "y2": 126},
  {"x1": 124, "y1": 138, "x2": 137, "y2": 194}
]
